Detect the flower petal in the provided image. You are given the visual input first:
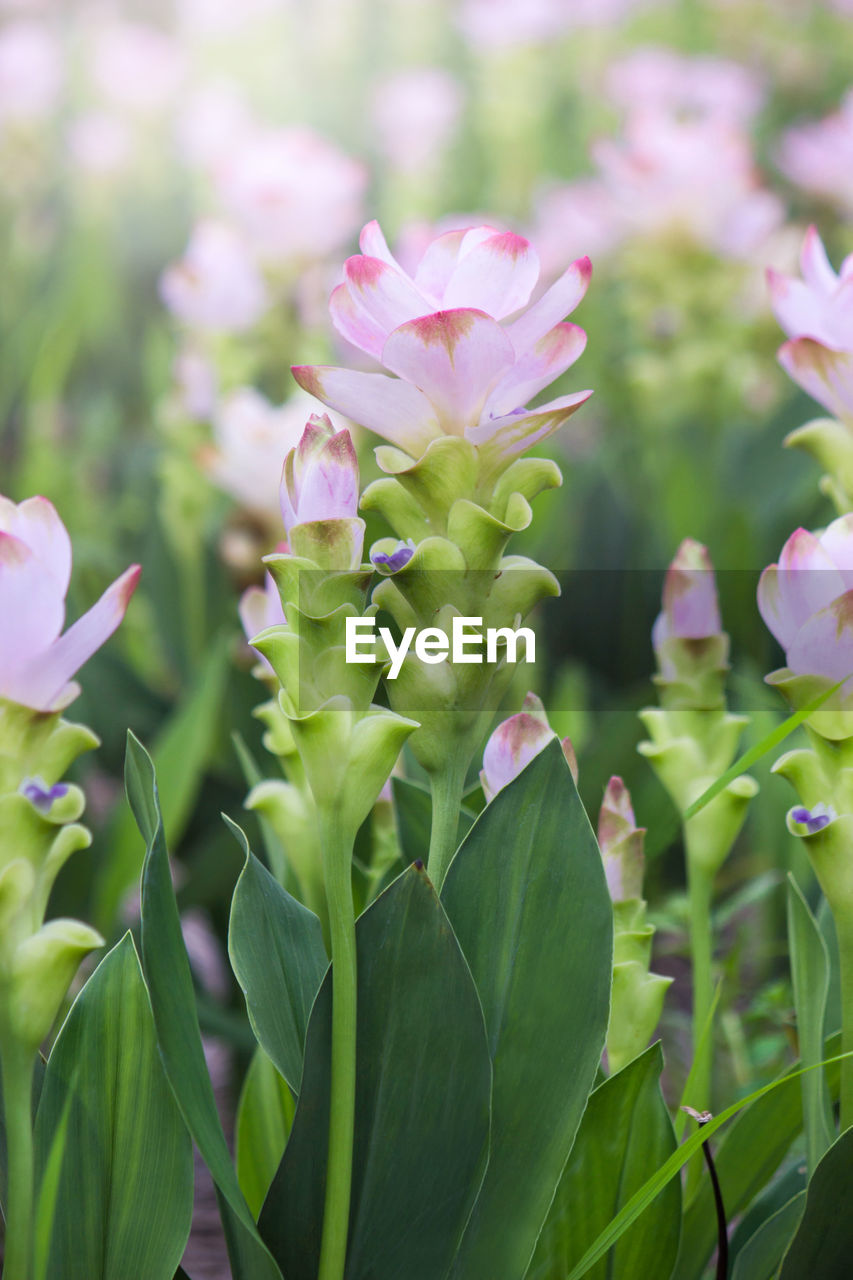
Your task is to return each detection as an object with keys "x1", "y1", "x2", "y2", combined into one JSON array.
[
  {"x1": 13, "y1": 565, "x2": 140, "y2": 710},
  {"x1": 358, "y1": 219, "x2": 402, "y2": 270},
  {"x1": 381, "y1": 308, "x2": 516, "y2": 432},
  {"x1": 442, "y1": 230, "x2": 539, "y2": 319},
  {"x1": 767, "y1": 270, "x2": 841, "y2": 346},
  {"x1": 505, "y1": 256, "x2": 592, "y2": 357},
  {"x1": 757, "y1": 565, "x2": 796, "y2": 650},
  {"x1": 467, "y1": 389, "x2": 593, "y2": 463},
  {"x1": 779, "y1": 339, "x2": 853, "y2": 422},
  {"x1": 0, "y1": 532, "x2": 65, "y2": 693},
  {"x1": 786, "y1": 589, "x2": 853, "y2": 683},
  {"x1": 292, "y1": 364, "x2": 441, "y2": 455},
  {"x1": 412, "y1": 228, "x2": 468, "y2": 304},
  {"x1": 800, "y1": 224, "x2": 839, "y2": 293},
  {"x1": 0, "y1": 495, "x2": 72, "y2": 594},
  {"x1": 777, "y1": 527, "x2": 847, "y2": 642},
  {"x1": 484, "y1": 322, "x2": 587, "y2": 417},
  {"x1": 328, "y1": 281, "x2": 389, "y2": 361}
]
